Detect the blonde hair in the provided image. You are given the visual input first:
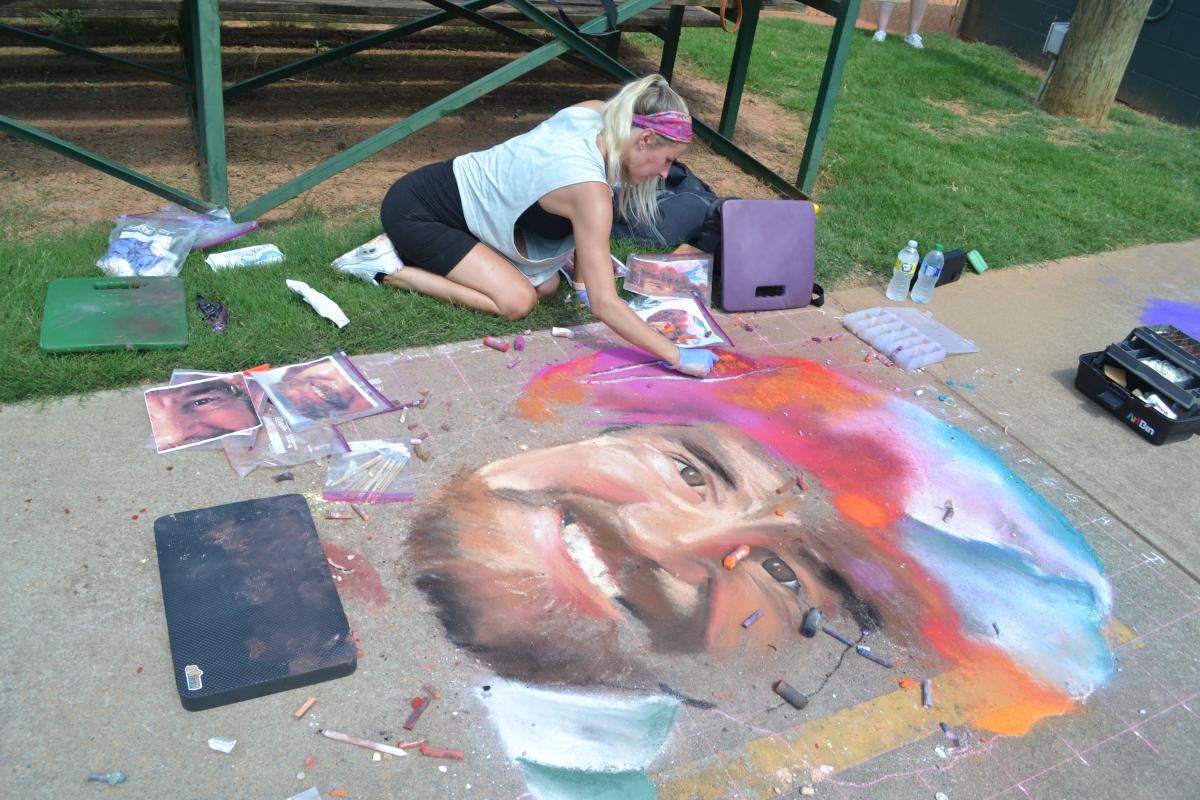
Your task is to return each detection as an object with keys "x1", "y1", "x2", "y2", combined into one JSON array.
[{"x1": 600, "y1": 74, "x2": 689, "y2": 227}]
